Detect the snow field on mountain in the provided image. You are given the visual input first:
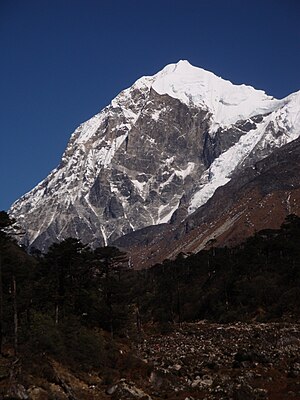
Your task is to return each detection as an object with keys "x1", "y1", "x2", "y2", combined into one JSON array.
[
  {"x1": 151, "y1": 60, "x2": 281, "y2": 131},
  {"x1": 189, "y1": 119, "x2": 270, "y2": 213},
  {"x1": 189, "y1": 92, "x2": 300, "y2": 214}
]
